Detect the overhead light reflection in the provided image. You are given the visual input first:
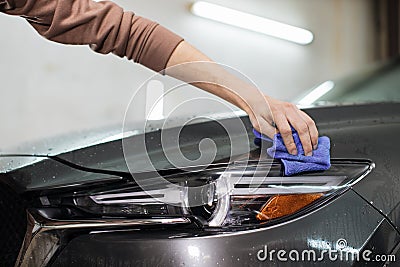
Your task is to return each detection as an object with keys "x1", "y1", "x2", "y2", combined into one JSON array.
[
  {"x1": 188, "y1": 245, "x2": 200, "y2": 257},
  {"x1": 190, "y1": 1, "x2": 314, "y2": 45},
  {"x1": 298, "y1": 81, "x2": 335, "y2": 106}
]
